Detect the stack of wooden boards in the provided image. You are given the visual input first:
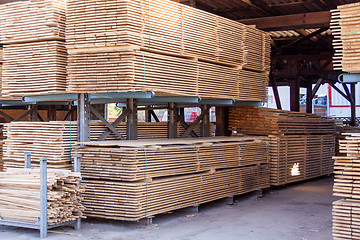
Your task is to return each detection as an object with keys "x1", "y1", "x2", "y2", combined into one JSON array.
[
  {"x1": 333, "y1": 133, "x2": 360, "y2": 239},
  {"x1": 0, "y1": 168, "x2": 84, "y2": 224},
  {"x1": 331, "y1": 2, "x2": 360, "y2": 73},
  {"x1": 75, "y1": 137, "x2": 270, "y2": 221},
  {"x1": 66, "y1": 0, "x2": 270, "y2": 101},
  {"x1": 229, "y1": 106, "x2": 336, "y2": 186},
  {"x1": 0, "y1": 0, "x2": 67, "y2": 98},
  {"x1": 335, "y1": 125, "x2": 360, "y2": 156},
  {"x1": 2, "y1": 121, "x2": 213, "y2": 169}
]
